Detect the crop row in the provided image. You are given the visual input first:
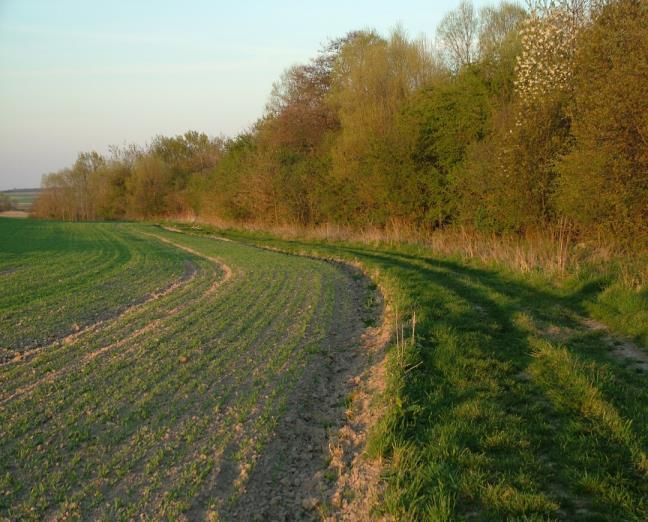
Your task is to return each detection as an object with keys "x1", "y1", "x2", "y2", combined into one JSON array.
[{"x1": 0, "y1": 222, "x2": 371, "y2": 520}]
